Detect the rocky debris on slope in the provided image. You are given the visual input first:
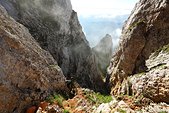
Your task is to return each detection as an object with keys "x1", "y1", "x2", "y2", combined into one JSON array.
[
  {"x1": 94, "y1": 92, "x2": 169, "y2": 113},
  {"x1": 0, "y1": 5, "x2": 67, "y2": 113},
  {"x1": 92, "y1": 34, "x2": 113, "y2": 75},
  {"x1": 141, "y1": 103, "x2": 169, "y2": 113},
  {"x1": 94, "y1": 100, "x2": 135, "y2": 113},
  {"x1": 108, "y1": 0, "x2": 169, "y2": 95},
  {"x1": 0, "y1": 0, "x2": 104, "y2": 92},
  {"x1": 62, "y1": 88, "x2": 113, "y2": 113},
  {"x1": 26, "y1": 88, "x2": 112, "y2": 113},
  {"x1": 94, "y1": 99, "x2": 169, "y2": 113},
  {"x1": 26, "y1": 88, "x2": 169, "y2": 113}
]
